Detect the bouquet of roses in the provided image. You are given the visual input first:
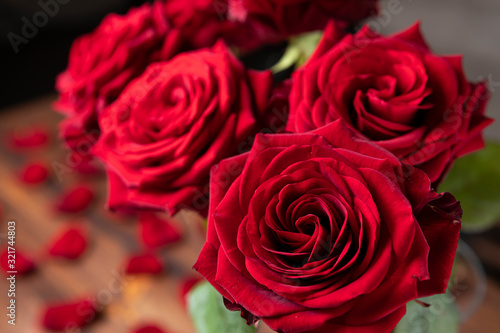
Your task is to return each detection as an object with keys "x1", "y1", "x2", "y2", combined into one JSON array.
[{"x1": 54, "y1": 1, "x2": 493, "y2": 332}]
